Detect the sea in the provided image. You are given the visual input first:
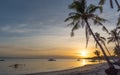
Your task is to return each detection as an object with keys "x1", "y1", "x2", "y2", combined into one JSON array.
[{"x1": 0, "y1": 59, "x2": 100, "y2": 75}]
